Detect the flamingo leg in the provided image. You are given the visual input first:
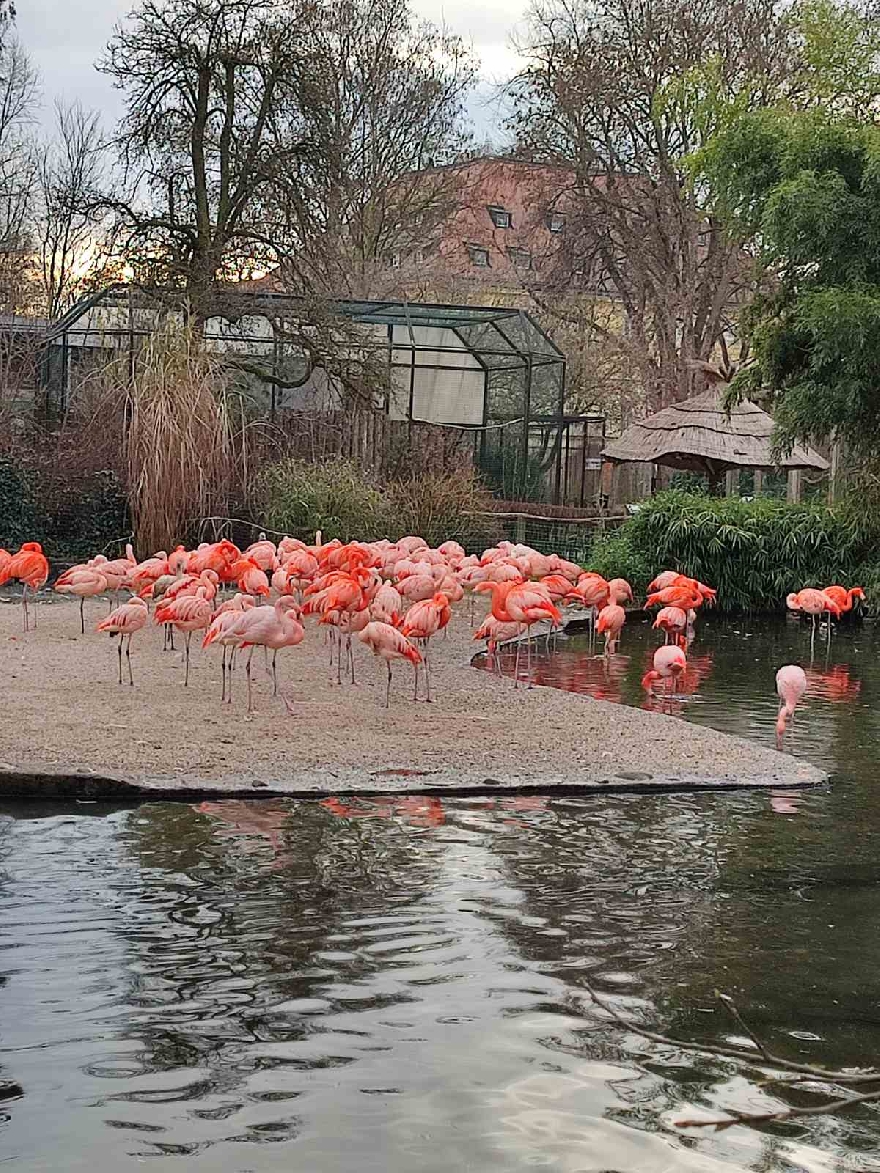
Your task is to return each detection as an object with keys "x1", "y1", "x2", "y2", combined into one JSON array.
[
  {"x1": 527, "y1": 627, "x2": 533, "y2": 688},
  {"x1": 386, "y1": 661, "x2": 392, "y2": 708},
  {"x1": 228, "y1": 647, "x2": 235, "y2": 704},
  {"x1": 246, "y1": 646, "x2": 255, "y2": 713},
  {"x1": 80, "y1": 596, "x2": 85, "y2": 635},
  {"x1": 116, "y1": 637, "x2": 123, "y2": 685},
  {"x1": 221, "y1": 646, "x2": 227, "y2": 702},
  {"x1": 184, "y1": 631, "x2": 191, "y2": 686},
  {"x1": 513, "y1": 638, "x2": 521, "y2": 688},
  {"x1": 347, "y1": 634, "x2": 355, "y2": 685},
  {"x1": 22, "y1": 584, "x2": 28, "y2": 632},
  {"x1": 272, "y1": 649, "x2": 278, "y2": 695},
  {"x1": 126, "y1": 635, "x2": 134, "y2": 686},
  {"x1": 169, "y1": 626, "x2": 175, "y2": 652},
  {"x1": 425, "y1": 641, "x2": 432, "y2": 703}
]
